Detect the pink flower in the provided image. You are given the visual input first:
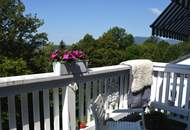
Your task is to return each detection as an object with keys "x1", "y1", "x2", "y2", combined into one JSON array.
[
  {"x1": 72, "y1": 50, "x2": 79, "y2": 56},
  {"x1": 63, "y1": 53, "x2": 69, "y2": 60},
  {"x1": 49, "y1": 49, "x2": 86, "y2": 63},
  {"x1": 51, "y1": 53, "x2": 57, "y2": 59},
  {"x1": 72, "y1": 50, "x2": 86, "y2": 60},
  {"x1": 63, "y1": 51, "x2": 76, "y2": 61}
]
